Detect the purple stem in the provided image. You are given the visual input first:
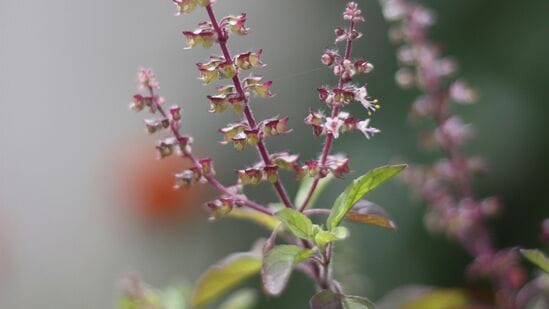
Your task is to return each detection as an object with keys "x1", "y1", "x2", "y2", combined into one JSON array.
[
  {"x1": 298, "y1": 20, "x2": 356, "y2": 213},
  {"x1": 205, "y1": 4, "x2": 294, "y2": 209}
]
